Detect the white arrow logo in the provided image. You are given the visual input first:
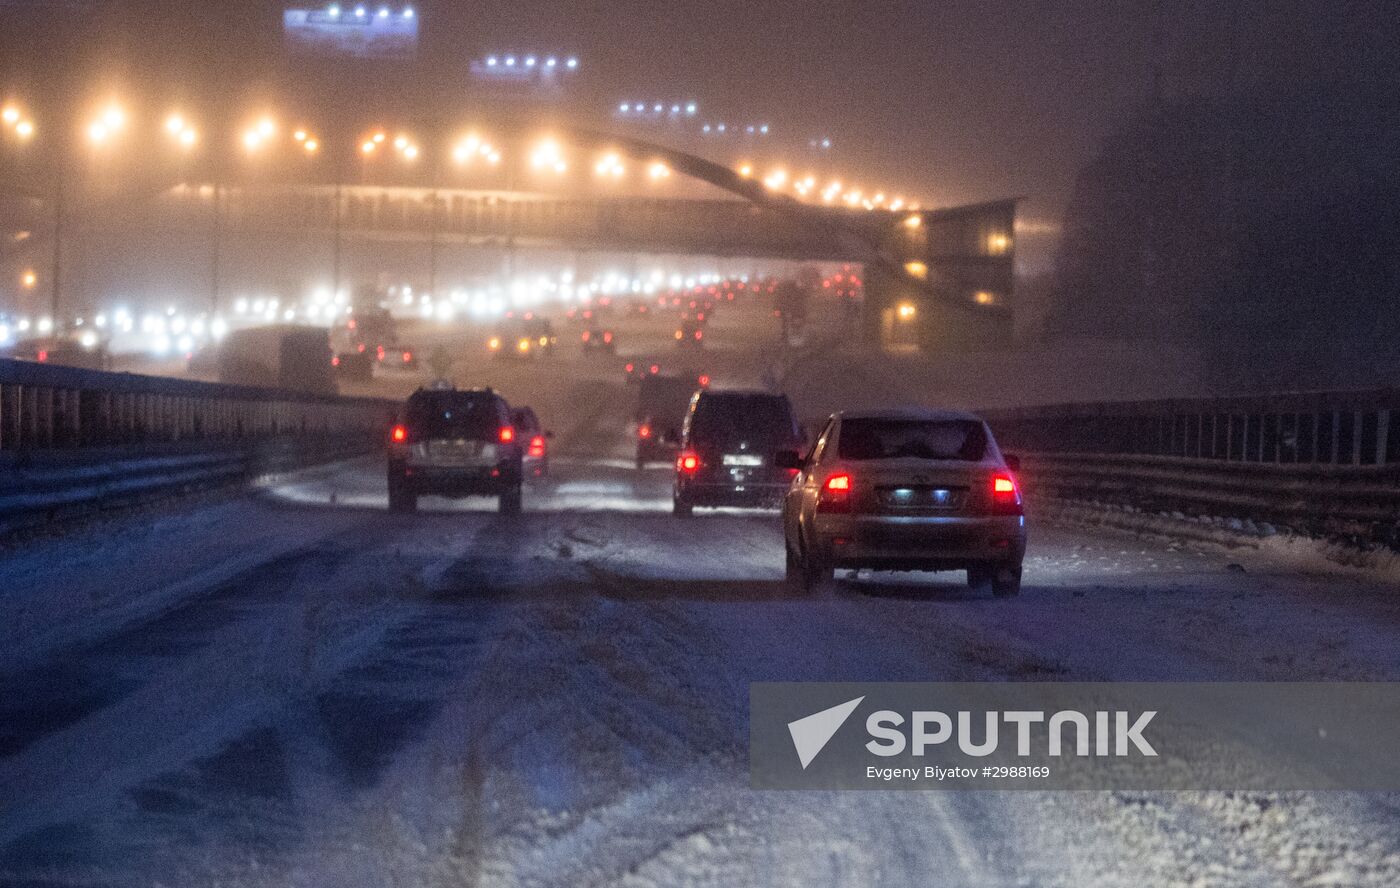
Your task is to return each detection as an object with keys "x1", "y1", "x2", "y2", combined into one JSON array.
[{"x1": 787, "y1": 696, "x2": 865, "y2": 769}]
